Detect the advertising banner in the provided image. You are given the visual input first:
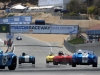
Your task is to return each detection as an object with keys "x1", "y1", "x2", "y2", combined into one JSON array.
[
  {"x1": 29, "y1": 25, "x2": 51, "y2": 33},
  {"x1": 51, "y1": 25, "x2": 78, "y2": 34},
  {"x1": 0, "y1": 16, "x2": 32, "y2": 24},
  {"x1": 10, "y1": 25, "x2": 51, "y2": 33},
  {"x1": 10, "y1": 25, "x2": 29, "y2": 33}
]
